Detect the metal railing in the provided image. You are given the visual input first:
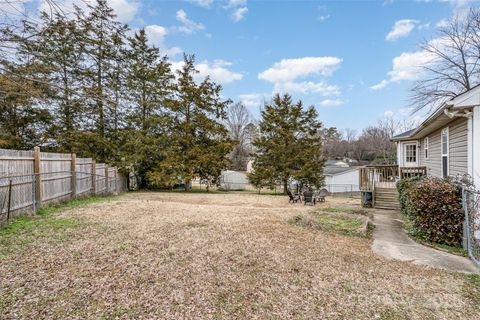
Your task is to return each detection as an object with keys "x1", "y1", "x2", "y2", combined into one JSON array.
[{"x1": 462, "y1": 188, "x2": 480, "y2": 267}]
